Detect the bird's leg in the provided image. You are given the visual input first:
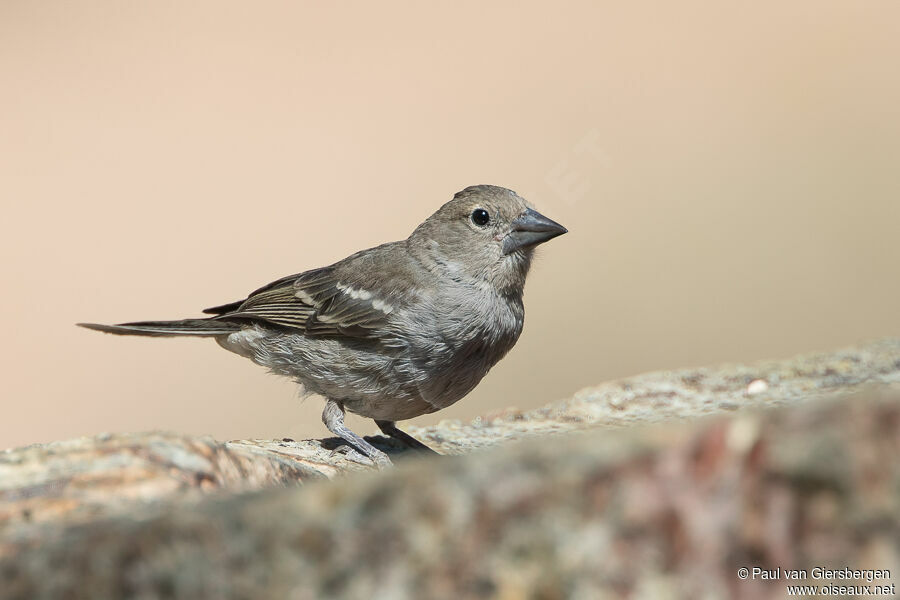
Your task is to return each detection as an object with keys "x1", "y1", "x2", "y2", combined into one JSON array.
[
  {"x1": 375, "y1": 420, "x2": 440, "y2": 455},
  {"x1": 322, "y1": 399, "x2": 392, "y2": 468}
]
